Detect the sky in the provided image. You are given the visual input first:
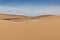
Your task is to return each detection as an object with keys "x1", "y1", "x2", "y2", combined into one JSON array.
[{"x1": 0, "y1": 0, "x2": 60, "y2": 16}]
